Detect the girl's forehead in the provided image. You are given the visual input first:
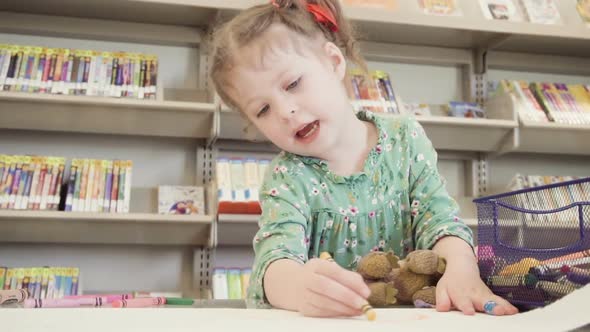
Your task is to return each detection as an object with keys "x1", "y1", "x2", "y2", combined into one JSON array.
[{"x1": 236, "y1": 24, "x2": 319, "y2": 72}]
